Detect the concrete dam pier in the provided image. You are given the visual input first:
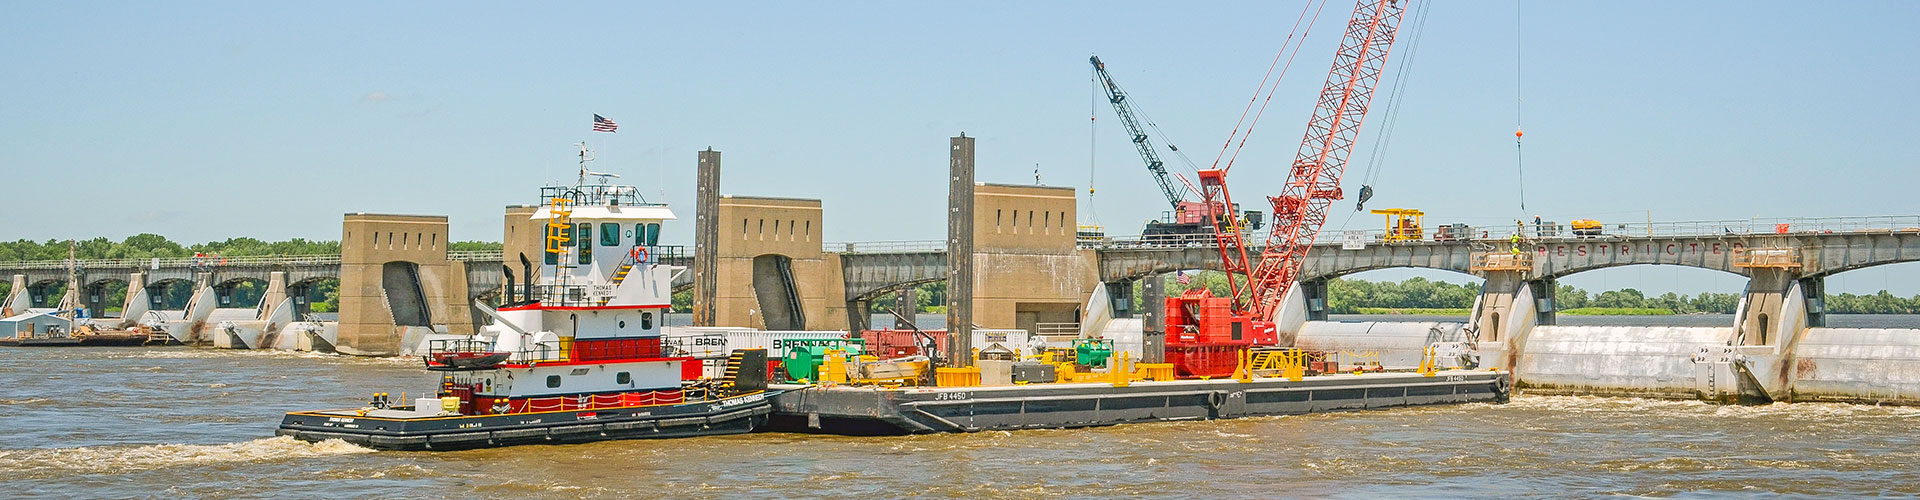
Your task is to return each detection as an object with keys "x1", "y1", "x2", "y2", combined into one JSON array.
[{"x1": 5, "y1": 139, "x2": 1919, "y2": 406}]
